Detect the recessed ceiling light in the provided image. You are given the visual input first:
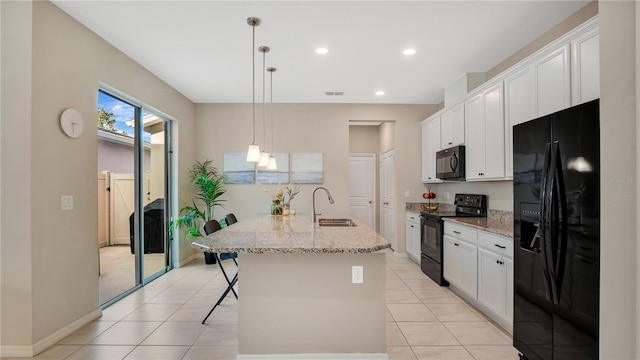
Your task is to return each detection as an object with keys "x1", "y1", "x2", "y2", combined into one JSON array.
[
  {"x1": 316, "y1": 47, "x2": 329, "y2": 54},
  {"x1": 375, "y1": 90, "x2": 385, "y2": 96},
  {"x1": 403, "y1": 48, "x2": 416, "y2": 56}
]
